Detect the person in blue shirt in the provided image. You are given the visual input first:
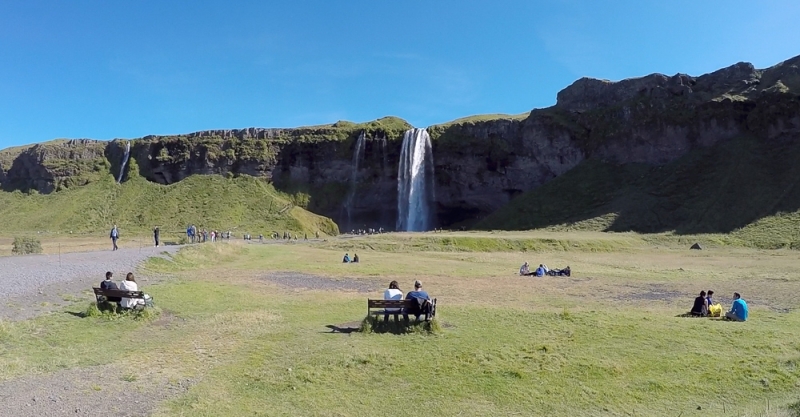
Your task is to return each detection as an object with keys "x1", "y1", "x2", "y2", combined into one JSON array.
[
  {"x1": 342, "y1": 253, "x2": 350, "y2": 263},
  {"x1": 109, "y1": 225, "x2": 119, "y2": 251},
  {"x1": 534, "y1": 264, "x2": 546, "y2": 277},
  {"x1": 404, "y1": 280, "x2": 433, "y2": 322},
  {"x1": 725, "y1": 292, "x2": 748, "y2": 321}
]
